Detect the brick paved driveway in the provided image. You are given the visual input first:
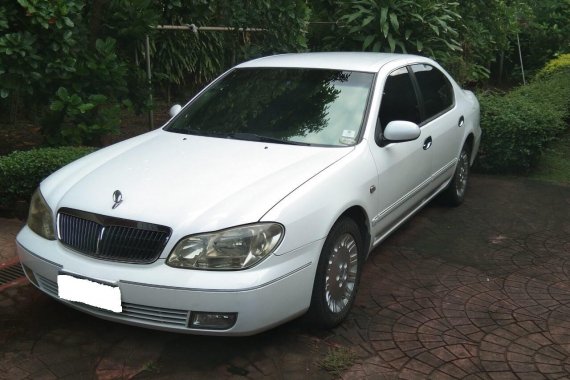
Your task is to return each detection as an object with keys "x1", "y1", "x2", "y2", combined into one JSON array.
[{"x1": 0, "y1": 175, "x2": 569, "y2": 379}]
